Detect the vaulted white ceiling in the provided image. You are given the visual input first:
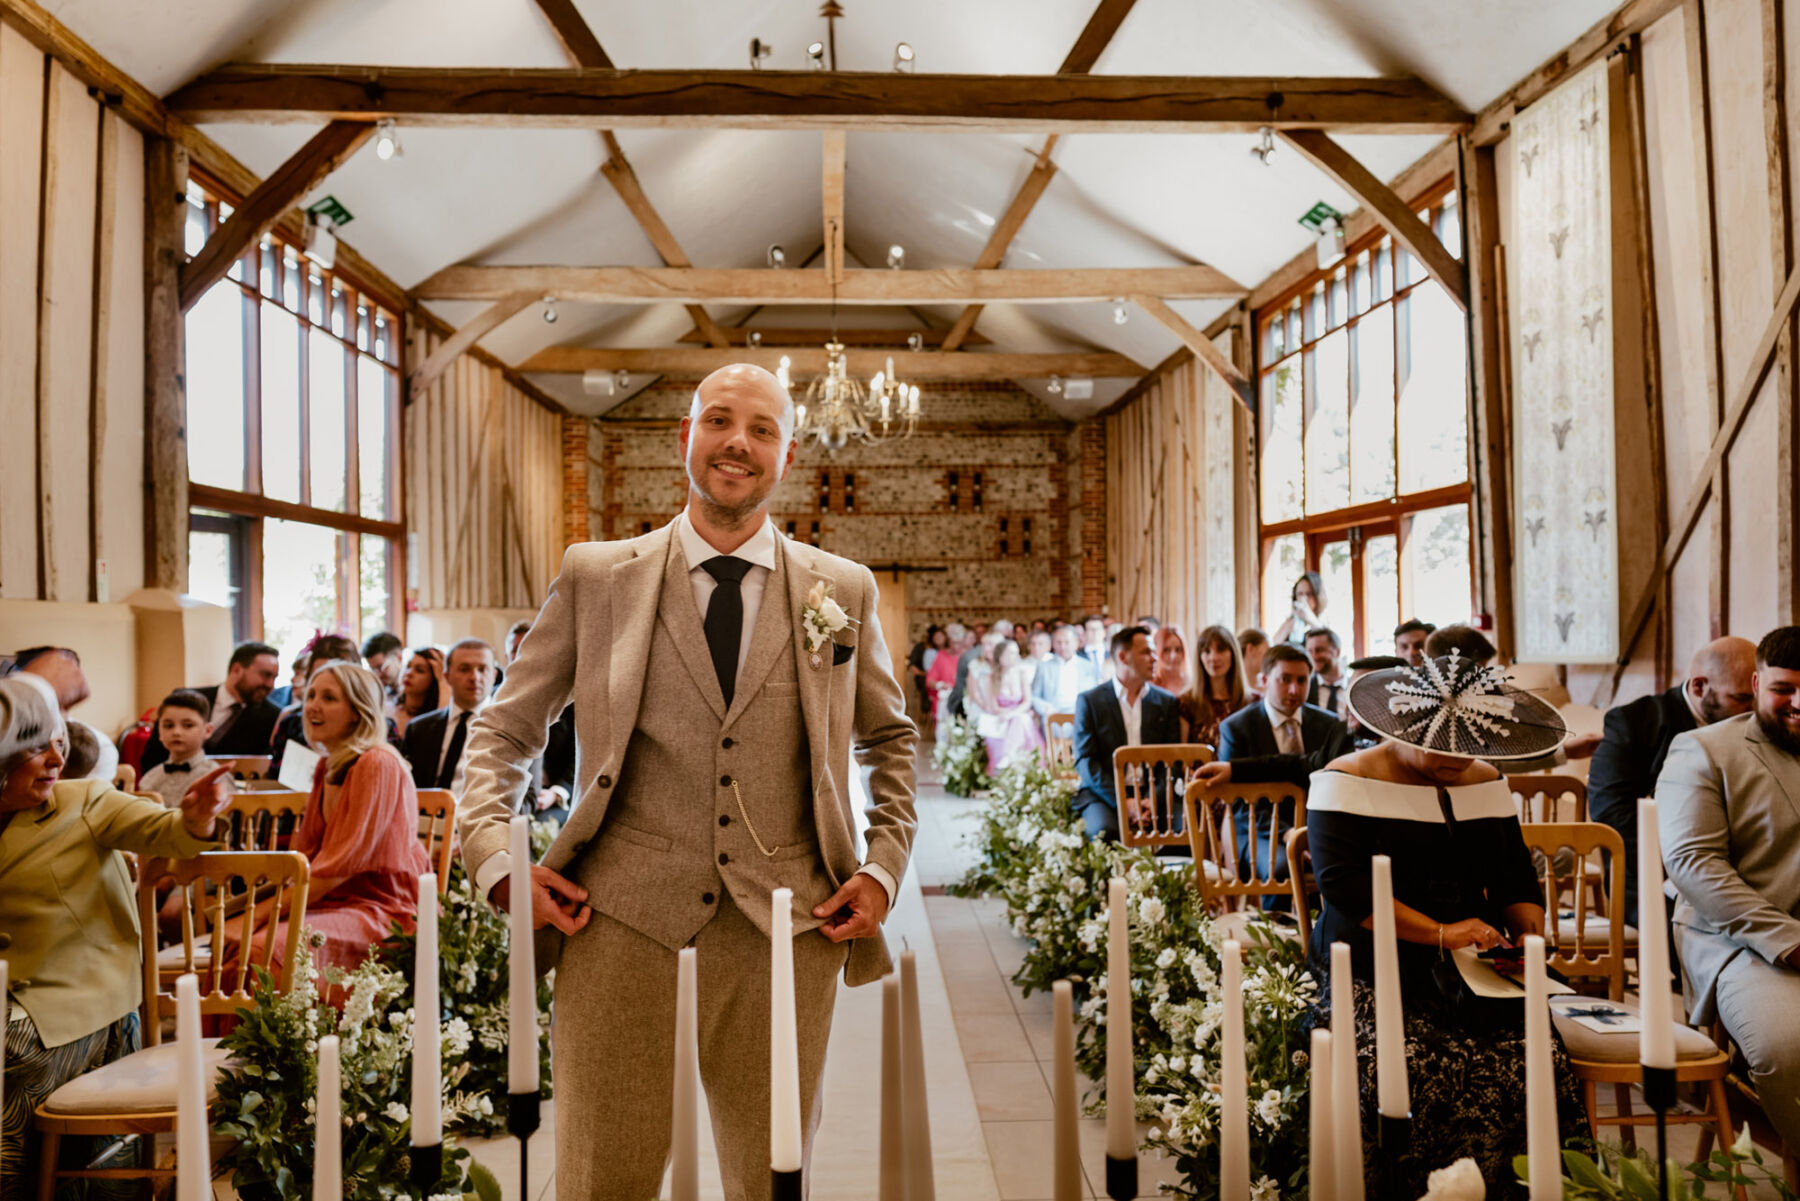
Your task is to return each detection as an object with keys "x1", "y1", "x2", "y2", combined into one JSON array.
[{"x1": 42, "y1": 0, "x2": 1621, "y2": 417}]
